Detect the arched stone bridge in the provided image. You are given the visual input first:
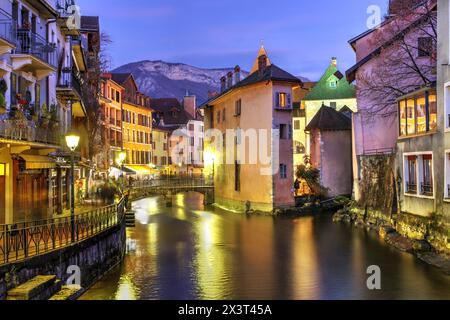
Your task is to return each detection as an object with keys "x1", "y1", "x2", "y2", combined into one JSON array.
[{"x1": 129, "y1": 177, "x2": 215, "y2": 205}]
